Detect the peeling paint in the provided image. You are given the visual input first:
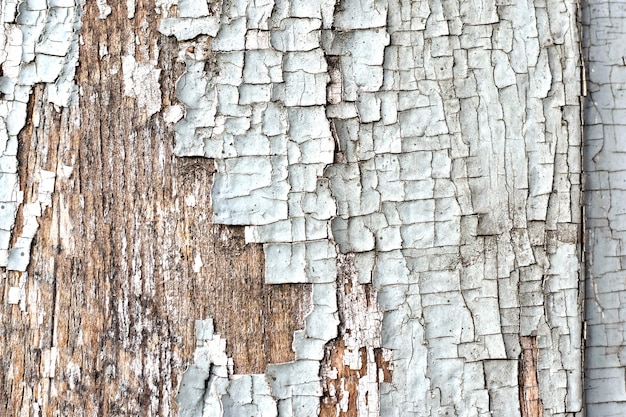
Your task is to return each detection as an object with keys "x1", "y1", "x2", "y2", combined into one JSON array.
[
  {"x1": 160, "y1": 0, "x2": 583, "y2": 415},
  {"x1": 7, "y1": 169, "x2": 56, "y2": 272},
  {"x1": 320, "y1": 253, "x2": 388, "y2": 417},
  {"x1": 177, "y1": 319, "x2": 278, "y2": 417},
  {"x1": 0, "y1": 0, "x2": 82, "y2": 273}
]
